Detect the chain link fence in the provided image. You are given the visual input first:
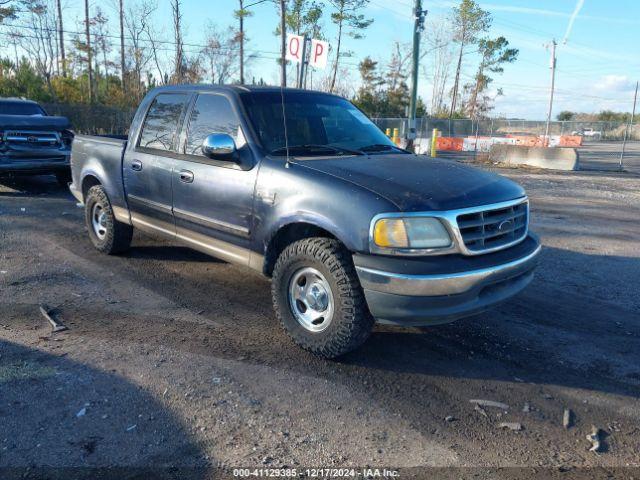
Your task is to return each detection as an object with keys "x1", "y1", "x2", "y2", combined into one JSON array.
[
  {"x1": 371, "y1": 117, "x2": 639, "y2": 142},
  {"x1": 43, "y1": 103, "x2": 135, "y2": 135},
  {"x1": 372, "y1": 116, "x2": 640, "y2": 173}
]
